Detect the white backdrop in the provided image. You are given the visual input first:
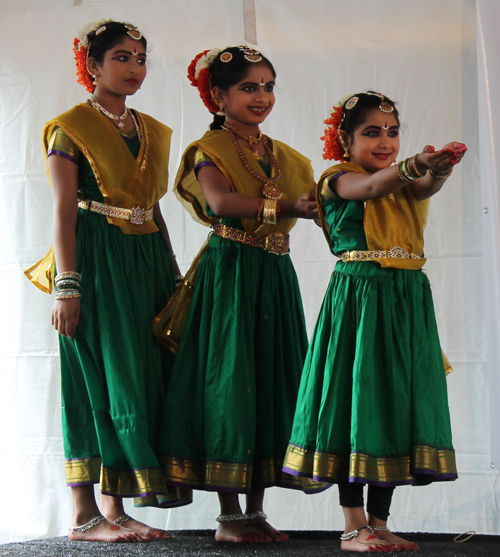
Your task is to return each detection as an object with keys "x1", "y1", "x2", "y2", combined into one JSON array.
[{"x1": 0, "y1": 0, "x2": 498, "y2": 544}]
